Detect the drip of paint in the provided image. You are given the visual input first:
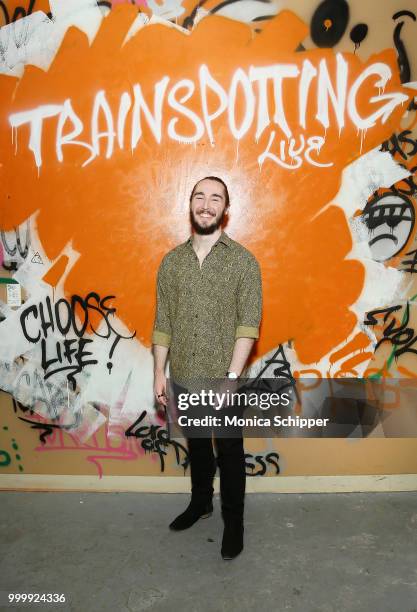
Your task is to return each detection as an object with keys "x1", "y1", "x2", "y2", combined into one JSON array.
[{"x1": 359, "y1": 128, "x2": 368, "y2": 155}]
